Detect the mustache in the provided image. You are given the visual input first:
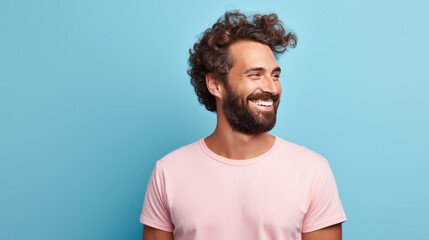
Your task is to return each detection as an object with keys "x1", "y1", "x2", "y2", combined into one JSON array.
[{"x1": 247, "y1": 92, "x2": 279, "y2": 102}]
